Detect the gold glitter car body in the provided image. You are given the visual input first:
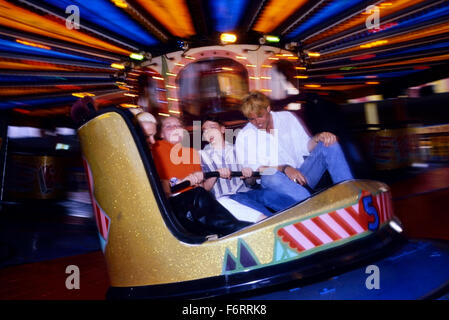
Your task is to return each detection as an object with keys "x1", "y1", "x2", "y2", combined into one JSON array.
[{"x1": 78, "y1": 109, "x2": 402, "y2": 298}]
